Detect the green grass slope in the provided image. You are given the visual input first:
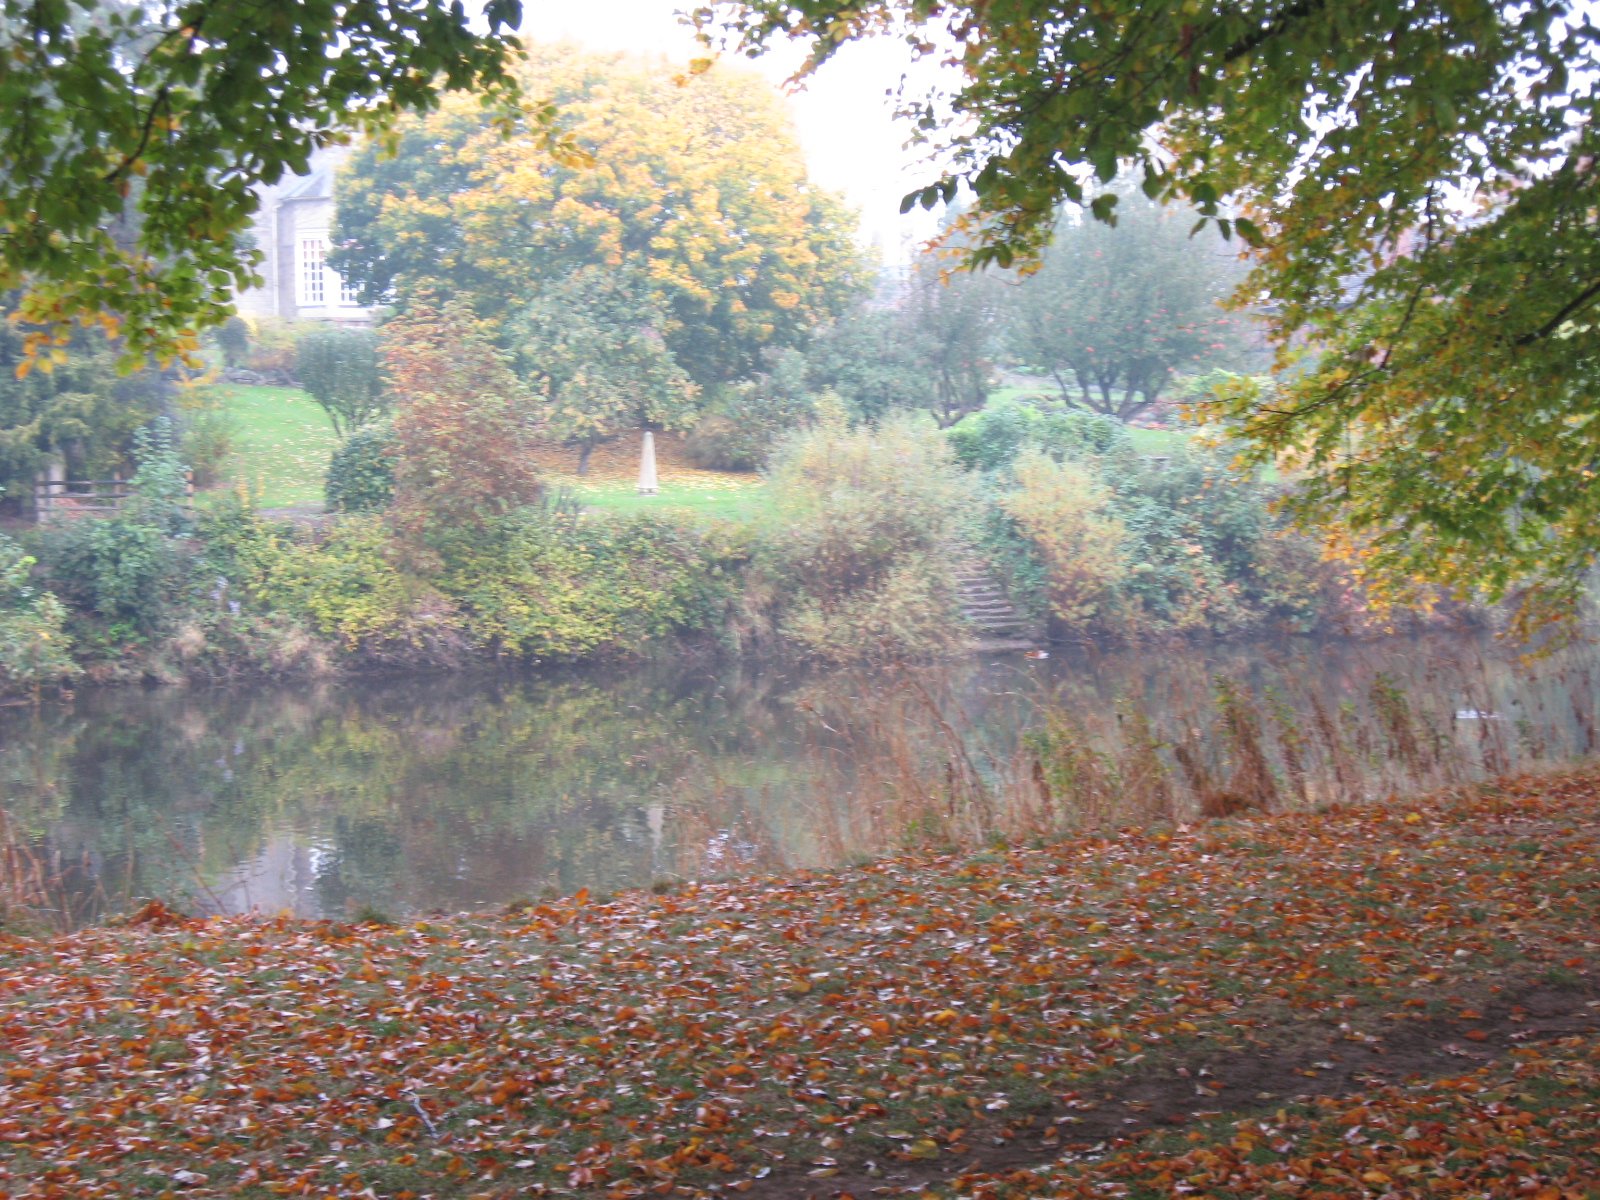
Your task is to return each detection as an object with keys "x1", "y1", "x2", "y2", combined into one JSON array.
[{"x1": 214, "y1": 384, "x2": 338, "y2": 509}]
